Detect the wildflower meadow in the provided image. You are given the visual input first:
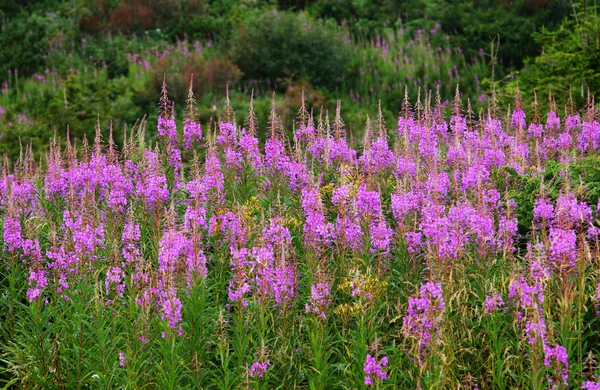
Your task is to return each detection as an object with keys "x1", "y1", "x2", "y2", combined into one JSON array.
[{"x1": 2, "y1": 79, "x2": 600, "y2": 389}]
